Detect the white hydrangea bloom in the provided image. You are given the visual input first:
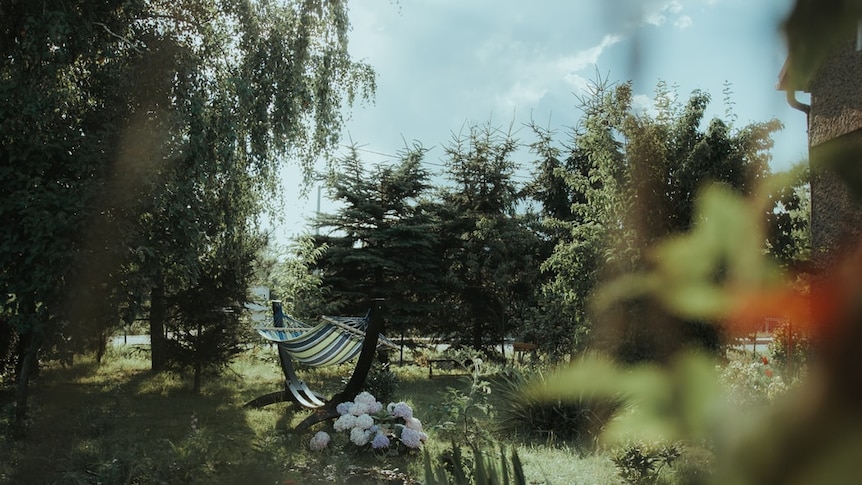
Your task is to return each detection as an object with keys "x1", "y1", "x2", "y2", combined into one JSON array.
[
  {"x1": 350, "y1": 427, "x2": 372, "y2": 446},
  {"x1": 400, "y1": 427, "x2": 422, "y2": 448},
  {"x1": 334, "y1": 414, "x2": 357, "y2": 432},
  {"x1": 354, "y1": 413, "x2": 375, "y2": 430},
  {"x1": 404, "y1": 417, "x2": 423, "y2": 431},
  {"x1": 354, "y1": 391, "x2": 376, "y2": 405},
  {"x1": 391, "y1": 402, "x2": 413, "y2": 420},
  {"x1": 349, "y1": 402, "x2": 370, "y2": 416}
]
